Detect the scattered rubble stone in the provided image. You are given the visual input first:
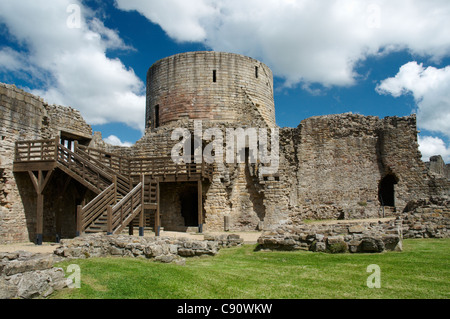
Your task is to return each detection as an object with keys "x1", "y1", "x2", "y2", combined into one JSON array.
[{"x1": 0, "y1": 233, "x2": 244, "y2": 299}]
